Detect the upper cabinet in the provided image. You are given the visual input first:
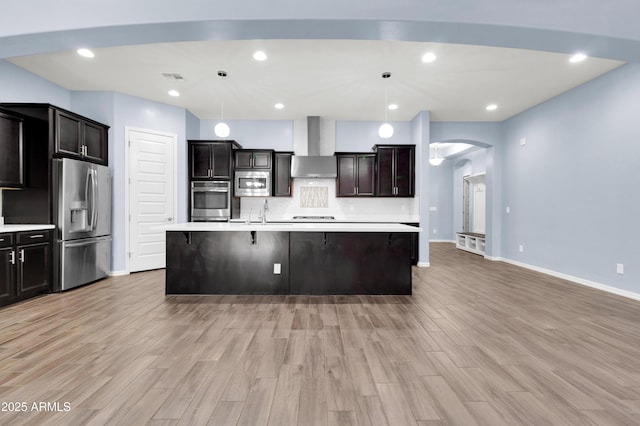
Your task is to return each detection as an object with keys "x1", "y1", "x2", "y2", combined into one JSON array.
[
  {"x1": 54, "y1": 109, "x2": 108, "y2": 165},
  {"x1": 336, "y1": 153, "x2": 376, "y2": 197},
  {"x1": 0, "y1": 103, "x2": 109, "y2": 166},
  {"x1": 273, "y1": 152, "x2": 293, "y2": 197},
  {"x1": 189, "y1": 140, "x2": 241, "y2": 180},
  {"x1": 0, "y1": 109, "x2": 25, "y2": 189},
  {"x1": 374, "y1": 145, "x2": 415, "y2": 197},
  {"x1": 234, "y1": 150, "x2": 273, "y2": 170}
]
